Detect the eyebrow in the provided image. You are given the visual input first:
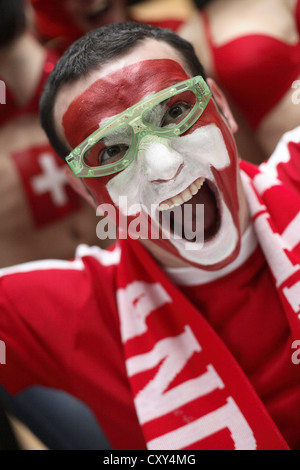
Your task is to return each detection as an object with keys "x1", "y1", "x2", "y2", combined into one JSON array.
[
  {"x1": 101, "y1": 126, "x2": 132, "y2": 142},
  {"x1": 98, "y1": 91, "x2": 158, "y2": 128}
]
